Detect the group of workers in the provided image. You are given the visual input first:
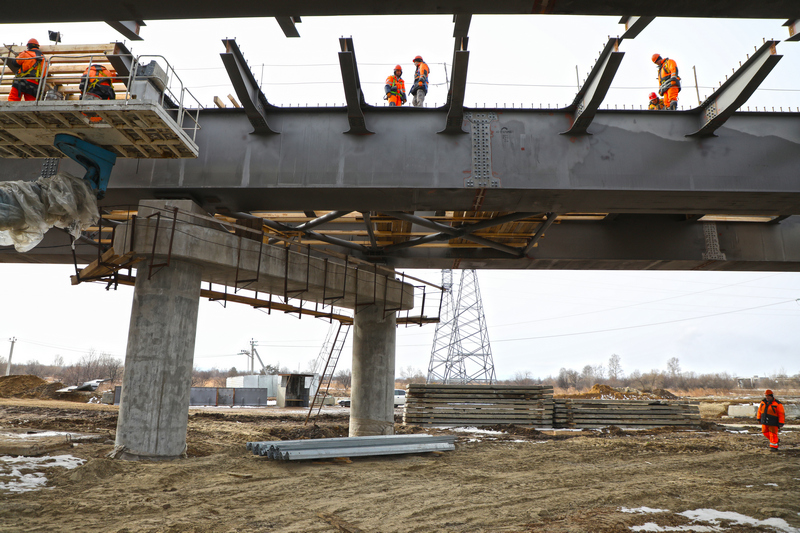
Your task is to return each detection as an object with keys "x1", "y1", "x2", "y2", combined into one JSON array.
[
  {"x1": 384, "y1": 55, "x2": 429, "y2": 107},
  {"x1": 3, "y1": 38, "x2": 116, "y2": 101},
  {"x1": 648, "y1": 53, "x2": 681, "y2": 110}
]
